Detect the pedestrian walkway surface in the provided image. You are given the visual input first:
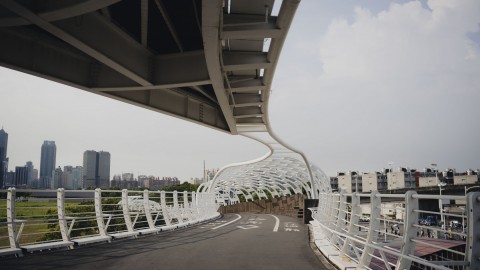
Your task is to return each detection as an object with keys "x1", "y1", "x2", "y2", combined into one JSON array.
[{"x1": 1, "y1": 213, "x2": 332, "y2": 270}]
